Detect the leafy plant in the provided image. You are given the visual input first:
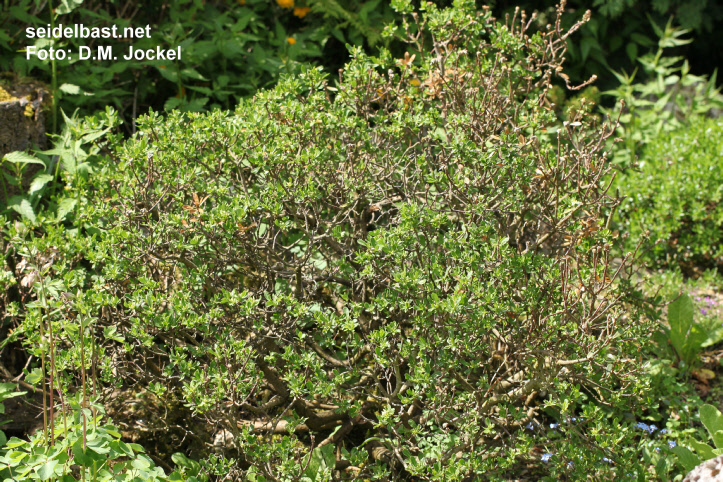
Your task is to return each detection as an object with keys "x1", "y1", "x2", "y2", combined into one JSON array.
[
  {"x1": 666, "y1": 404, "x2": 723, "y2": 475},
  {"x1": 0, "y1": 383, "x2": 26, "y2": 449},
  {"x1": 0, "y1": 406, "x2": 171, "y2": 481},
  {"x1": 0, "y1": 1, "x2": 657, "y2": 479},
  {"x1": 494, "y1": 0, "x2": 723, "y2": 92},
  {"x1": 603, "y1": 17, "x2": 723, "y2": 168},
  {"x1": 655, "y1": 293, "x2": 709, "y2": 369},
  {"x1": 0, "y1": 106, "x2": 119, "y2": 222},
  {"x1": 0, "y1": 0, "x2": 398, "y2": 132},
  {"x1": 615, "y1": 116, "x2": 723, "y2": 272}
]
